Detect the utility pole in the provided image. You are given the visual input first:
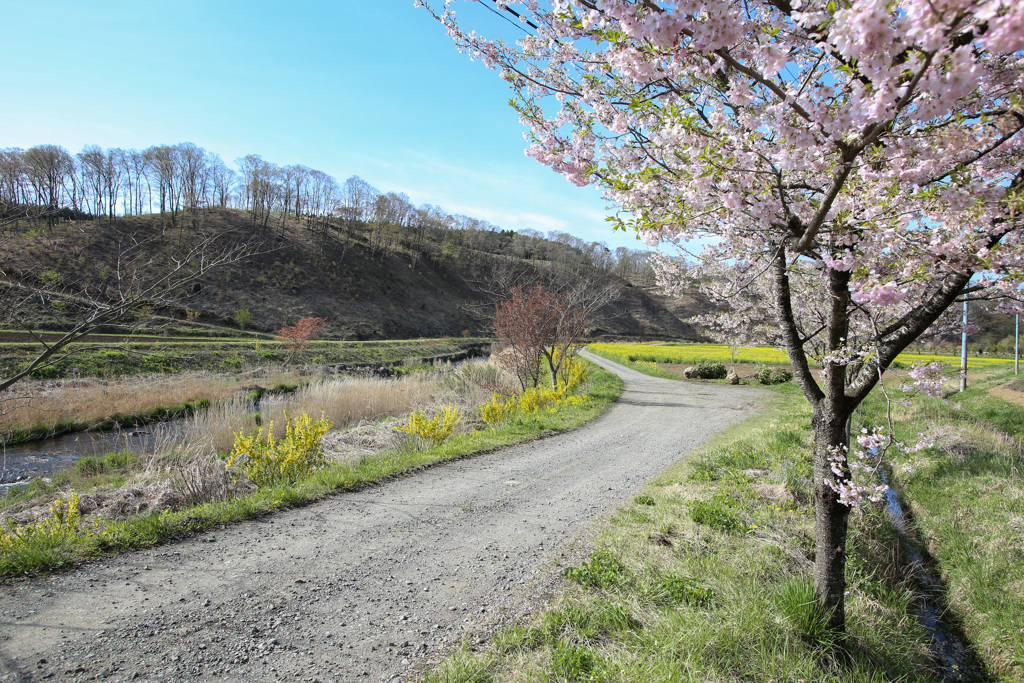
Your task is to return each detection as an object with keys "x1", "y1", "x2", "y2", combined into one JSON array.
[{"x1": 960, "y1": 298, "x2": 969, "y2": 392}]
